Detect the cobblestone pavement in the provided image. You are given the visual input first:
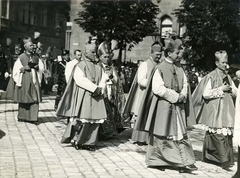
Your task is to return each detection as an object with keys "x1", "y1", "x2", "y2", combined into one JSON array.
[{"x1": 0, "y1": 92, "x2": 238, "y2": 178}]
